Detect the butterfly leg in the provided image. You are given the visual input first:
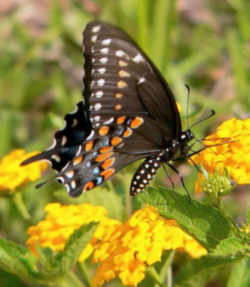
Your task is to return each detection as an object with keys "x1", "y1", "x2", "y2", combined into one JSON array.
[
  {"x1": 167, "y1": 163, "x2": 191, "y2": 203},
  {"x1": 163, "y1": 164, "x2": 175, "y2": 190},
  {"x1": 188, "y1": 152, "x2": 202, "y2": 173}
]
